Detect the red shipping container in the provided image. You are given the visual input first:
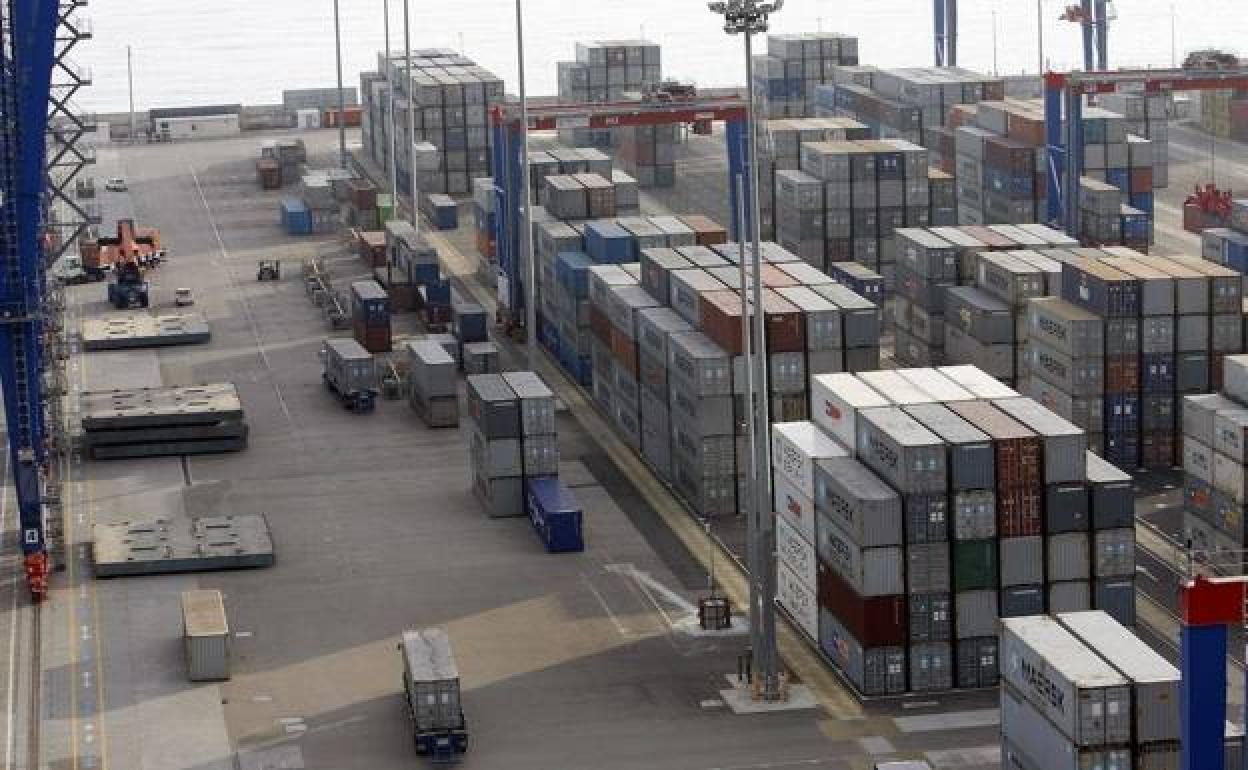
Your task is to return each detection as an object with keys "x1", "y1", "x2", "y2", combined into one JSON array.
[
  {"x1": 357, "y1": 230, "x2": 387, "y2": 267},
  {"x1": 1130, "y1": 168, "x2": 1154, "y2": 194},
  {"x1": 680, "y1": 215, "x2": 728, "y2": 246},
  {"x1": 1231, "y1": 101, "x2": 1248, "y2": 142},
  {"x1": 827, "y1": 238, "x2": 853, "y2": 262},
  {"x1": 589, "y1": 305, "x2": 612, "y2": 345},
  {"x1": 699, "y1": 290, "x2": 747, "y2": 355},
  {"x1": 760, "y1": 263, "x2": 799, "y2": 289},
  {"x1": 1141, "y1": 432, "x2": 1176, "y2": 470},
  {"x1": 353, "y1": 320, "x2": 392, "y2": 353},
  {"x1": 817, "y1": 561, "x2": 907, "y2": 647},
  {"x1": 948, "y1": 401, "x2": 1041, "y2": 489},
  {"x1": 1105, "y1": 355, "x2": 1140, "y2": 393},
  {"x1": 609, "y1": 327, "x2": 639, "y2": 377},
  {"x1": 763, "y1": 289, "x2": 805, "y2": 353},
  {"x1": 997, "y1": 486, "x2": 1043, "y2": 537}
]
